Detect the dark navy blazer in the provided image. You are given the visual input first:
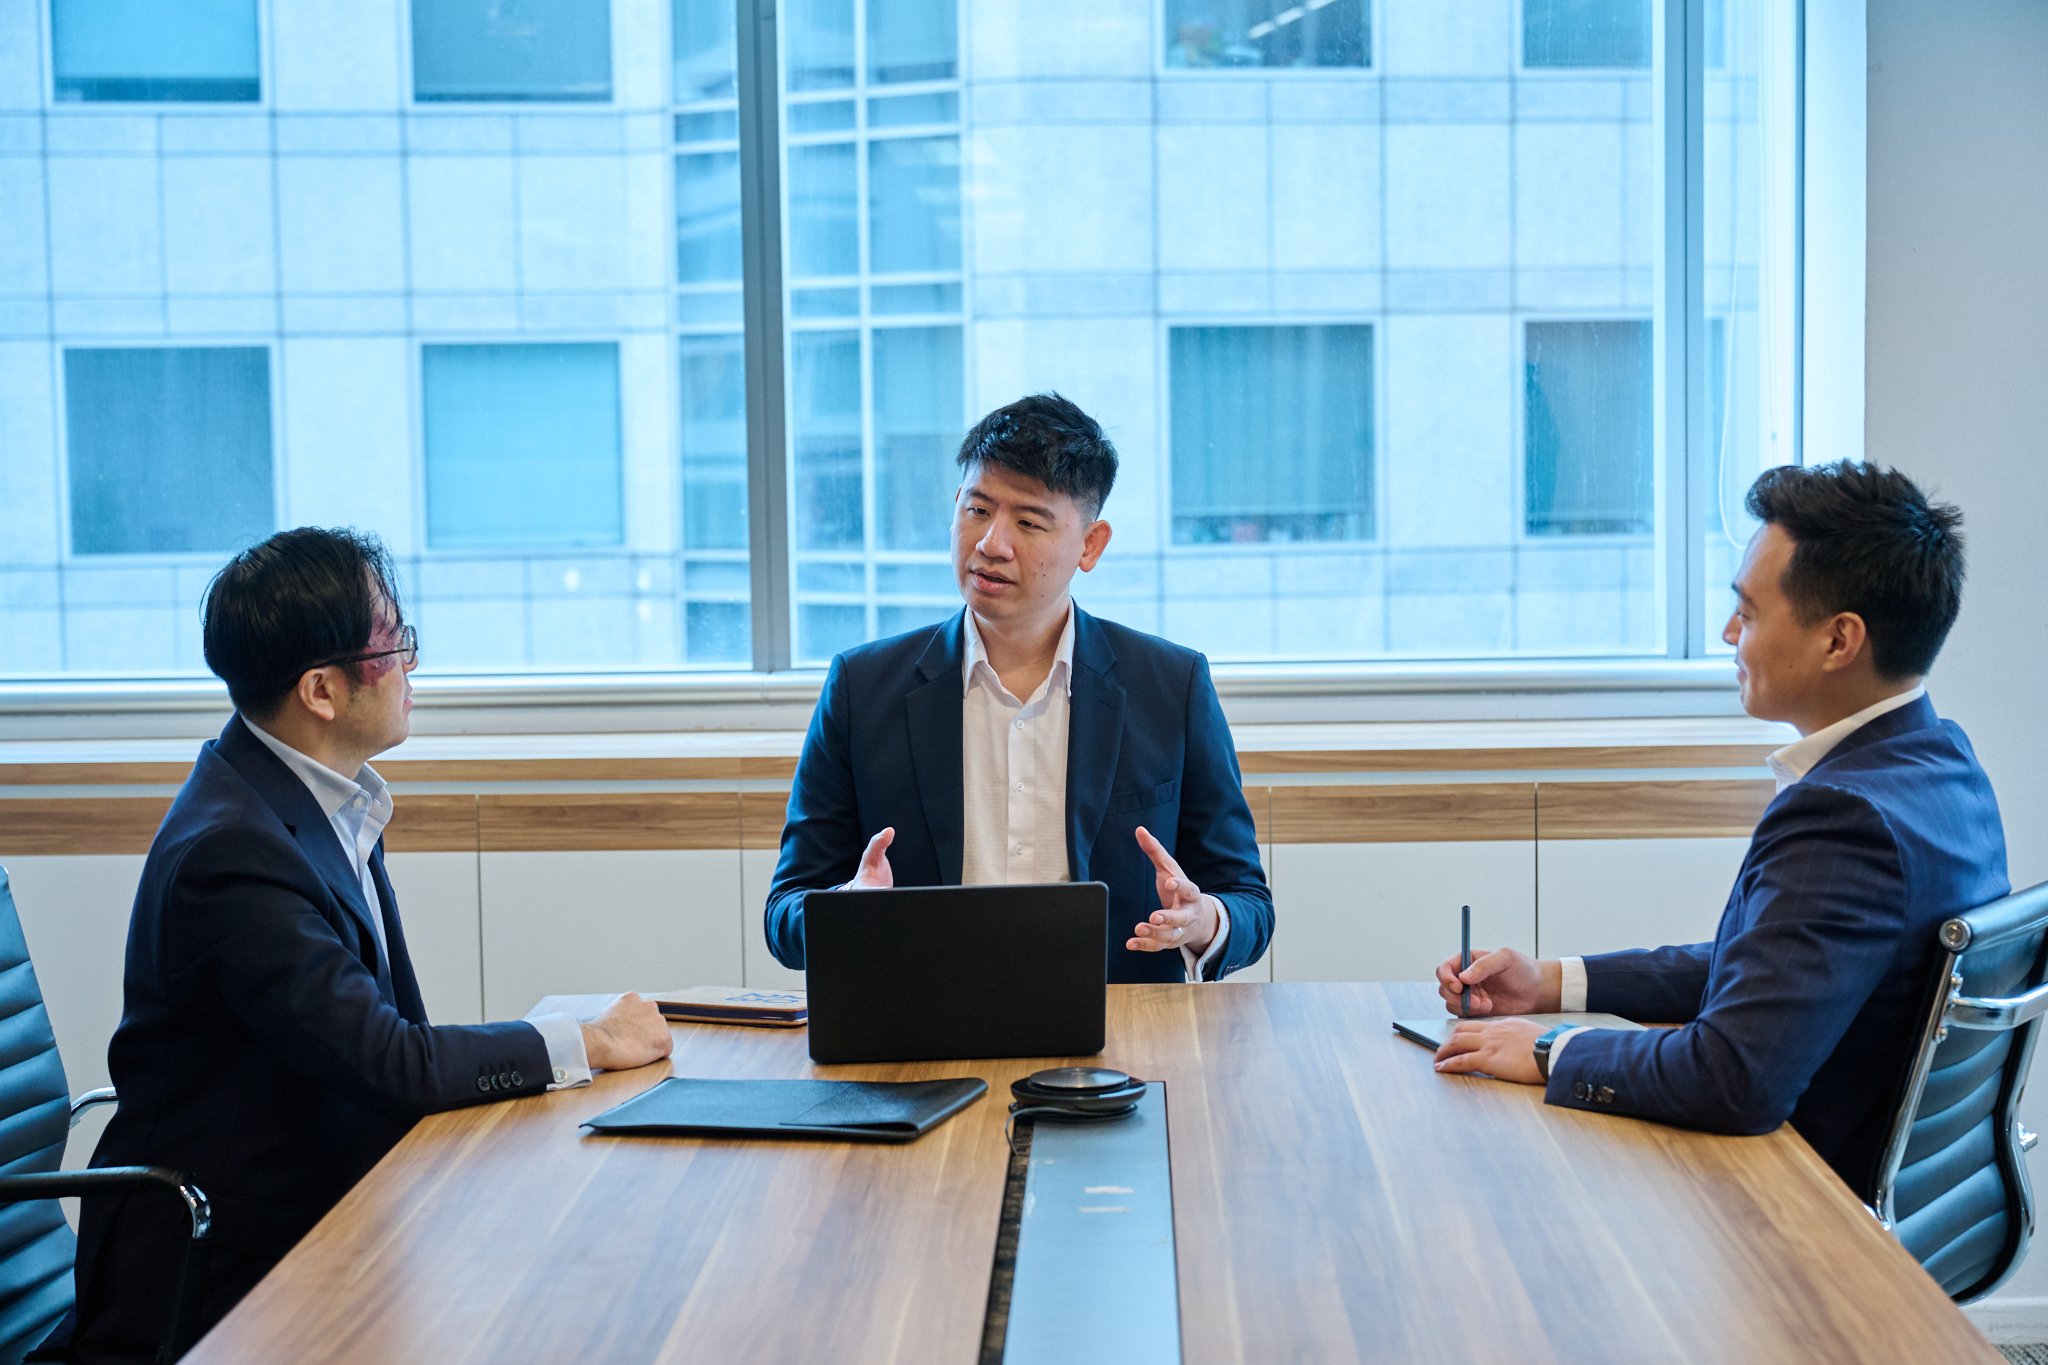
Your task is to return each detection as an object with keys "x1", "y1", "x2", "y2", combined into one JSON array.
[
  {"x1": 1549, "y1": 694, "x2": 2009, "y2": 1190},
  {"x1": 765, "y1": 607, "x2": 1274, "y2": 983},
  {"x1": 69, "y1": 715, "x2": 548, "y2": 1363}
]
